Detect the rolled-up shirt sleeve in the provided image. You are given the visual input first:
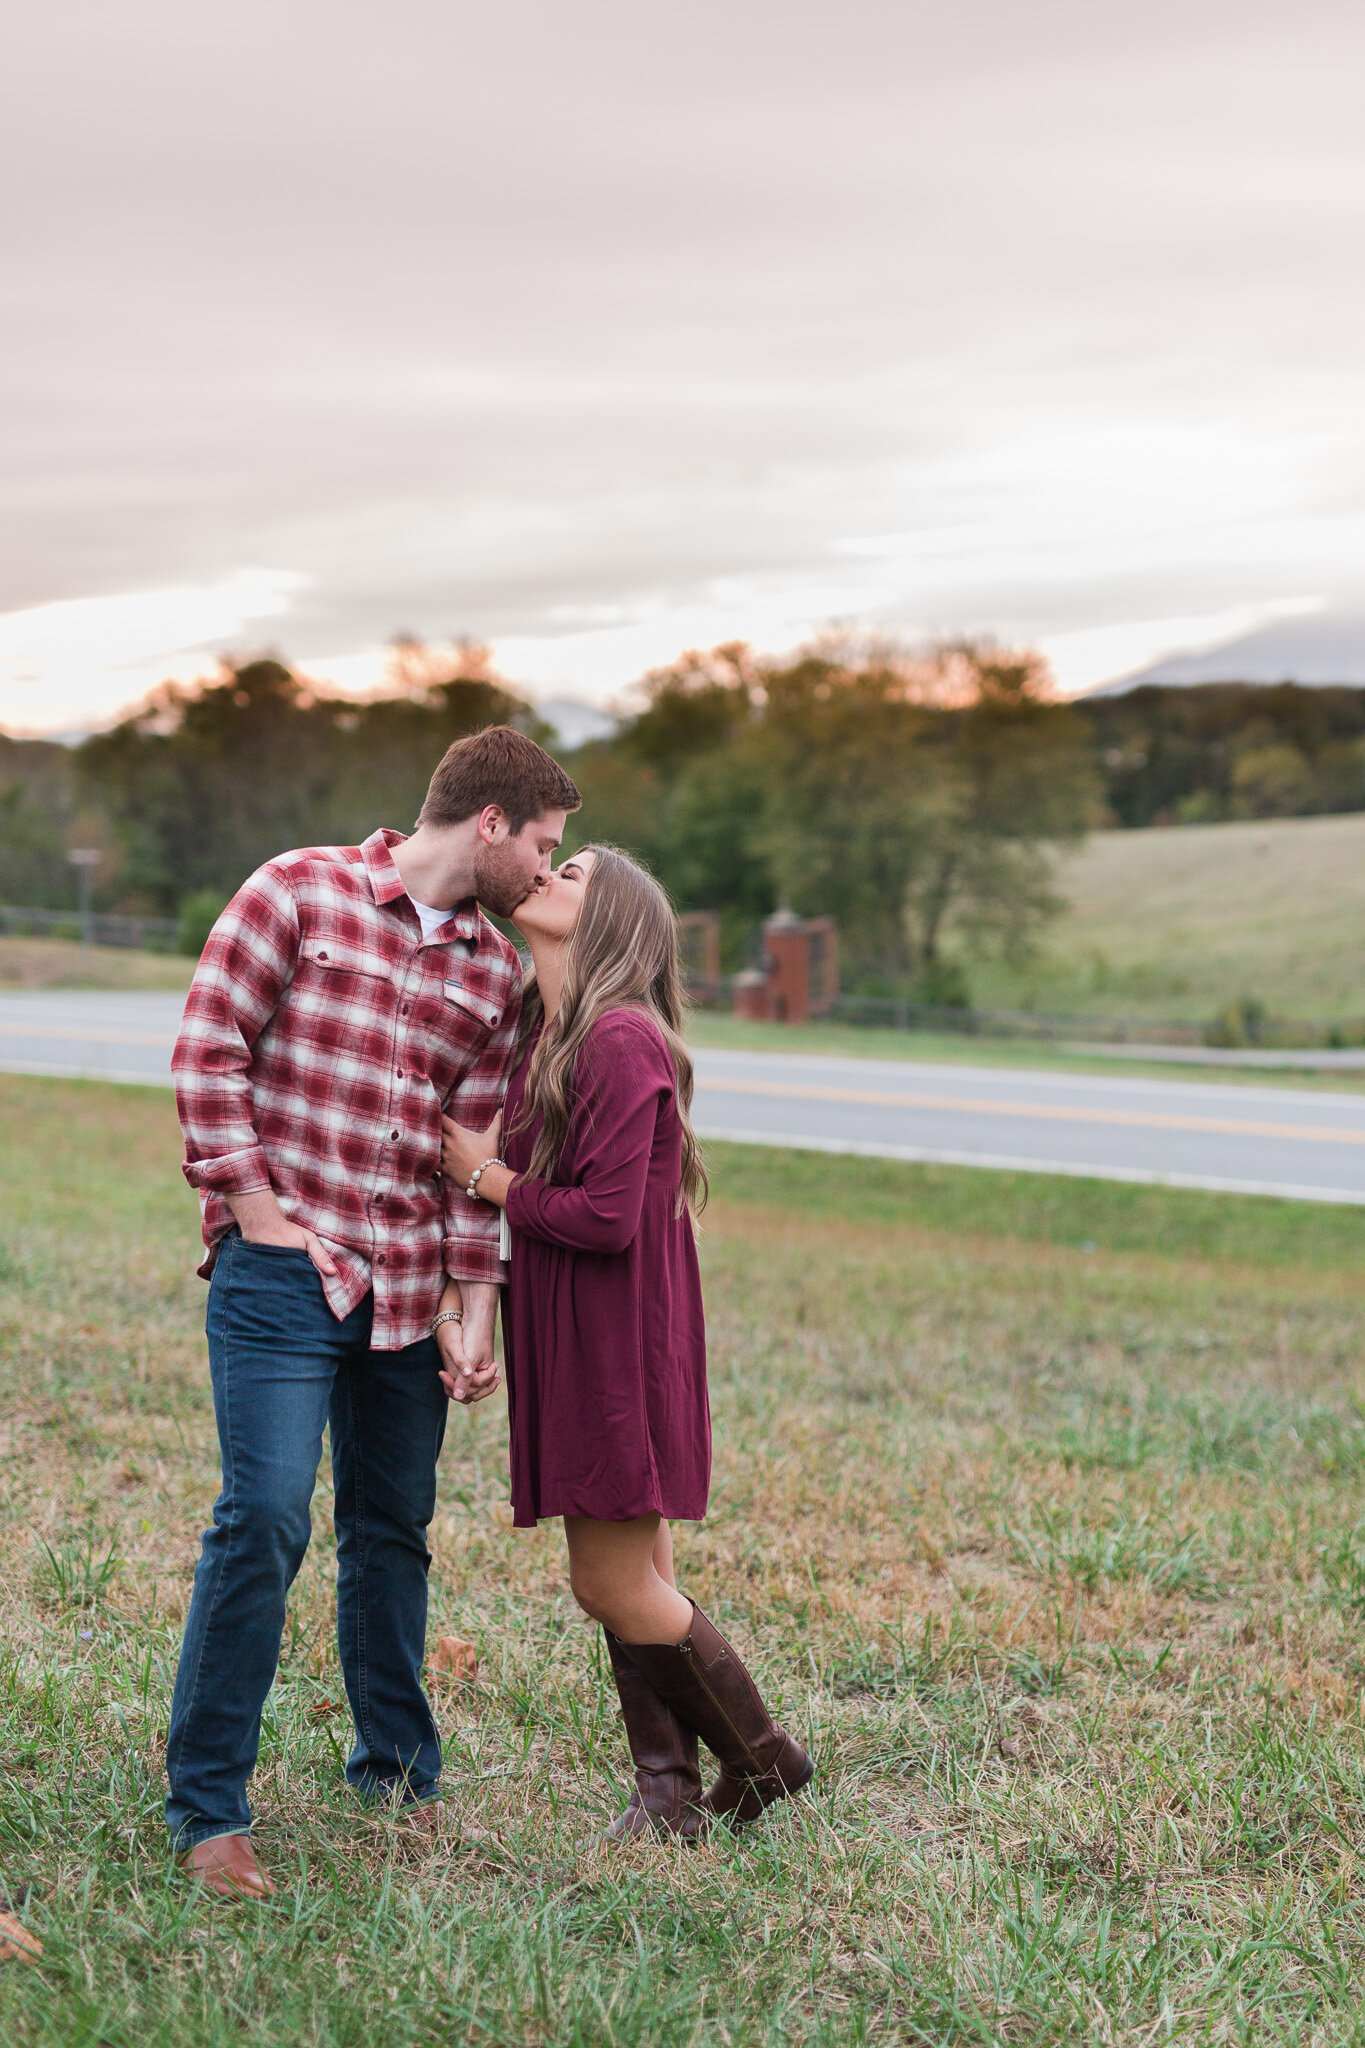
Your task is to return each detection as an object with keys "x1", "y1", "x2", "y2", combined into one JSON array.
[
  {"x1": 173, "y1": 863, "x2": 300, "y2": 1199},
  {"x1": 441, "y1": 975, "x2": 522, "y2": 1284},
  {"x1": 505, "y1": 1016, "x2": 667, "y2": 1256}
]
